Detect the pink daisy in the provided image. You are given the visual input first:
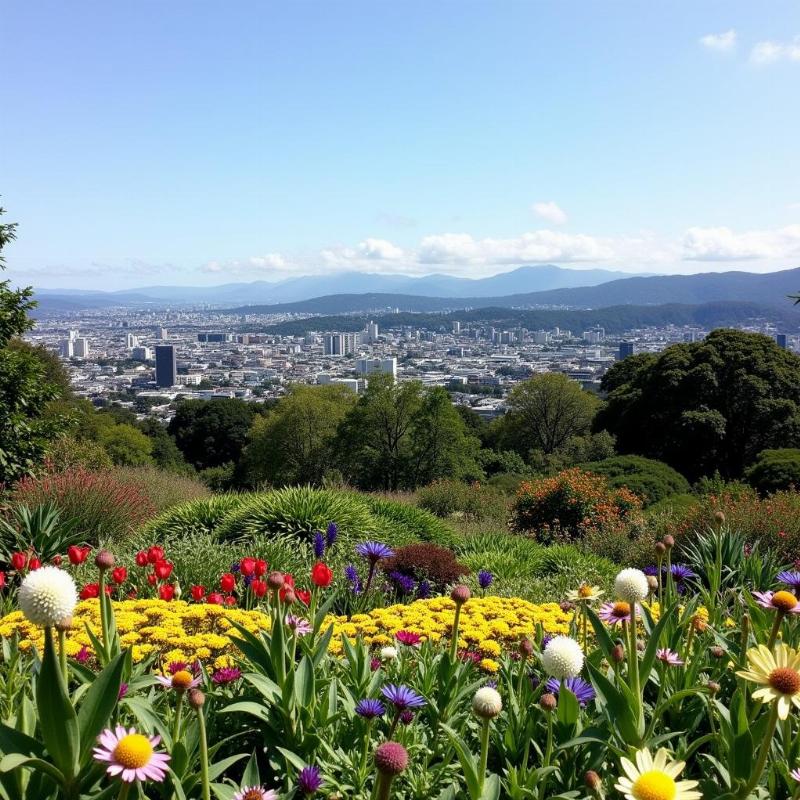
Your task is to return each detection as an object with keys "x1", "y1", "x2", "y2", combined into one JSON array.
[
  {"x1": 93, "y1": 726, "x2": 170, "y2": 783},
  {"x1": 396, "y1": 630, "x2": 421, "y2": 646},
  {"x1": 285, "y1": 614, "x2": 313, "y2": 636},
  {"x1": 656, "y1": 648, "x2": 684, "y2": 666},
  {"x1": 753, "y1": 590, "x2": 800, "y2": 614},
  {"x1": 155, "y1": 668, "x2": 201, "y2": 692},
  {"x1": 233, "y1": 786, "x2": 278, "y2": 800},
  {"x1": 598, "y1": 601, "x2": 634, "y2": 626}
]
